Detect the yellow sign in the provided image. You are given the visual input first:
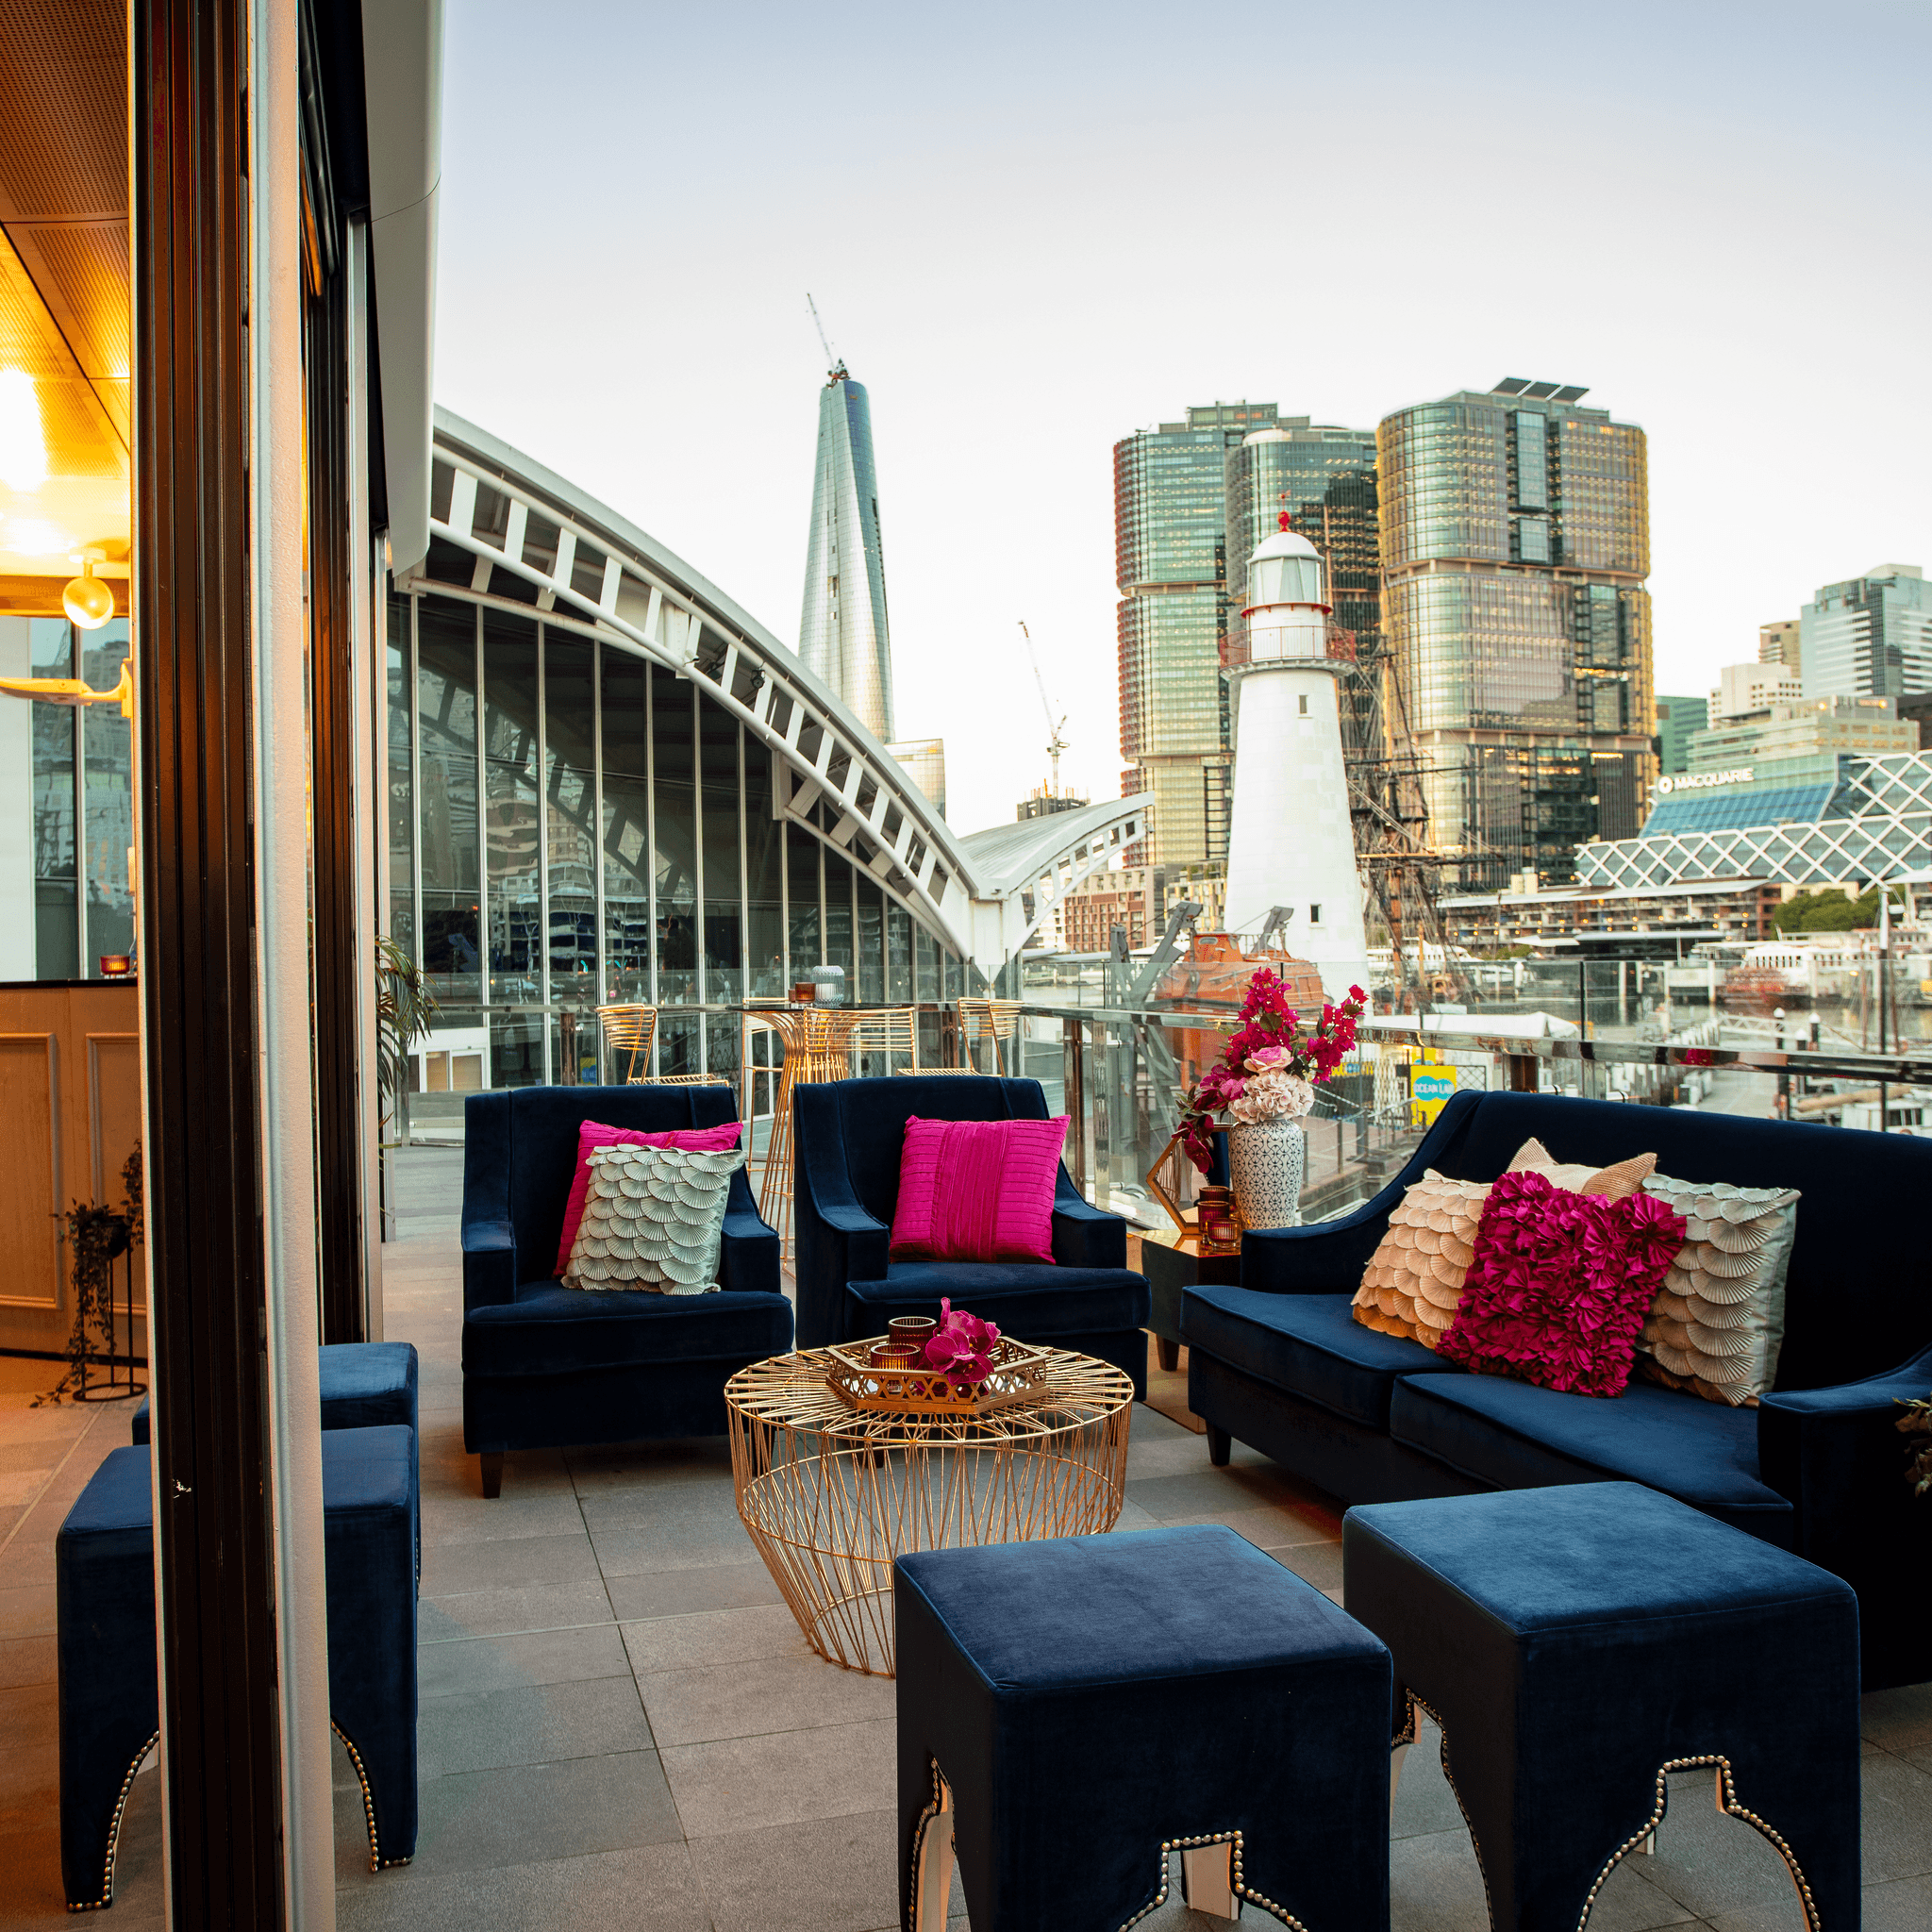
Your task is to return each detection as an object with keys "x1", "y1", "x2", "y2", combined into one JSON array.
[{"x1": 1410, "y1": 1064, "x2": 1457, "y2": 1127}]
